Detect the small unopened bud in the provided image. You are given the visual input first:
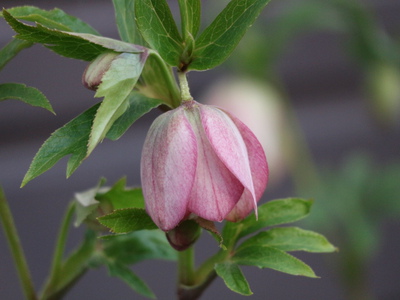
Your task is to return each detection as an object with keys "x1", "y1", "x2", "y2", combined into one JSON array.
[
  {"x1": 166, "y1": 220, "x2": 201, "y2": 251},
  {"x1": 82, "y1": 51, "x2": 120, "y2": 90}
]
